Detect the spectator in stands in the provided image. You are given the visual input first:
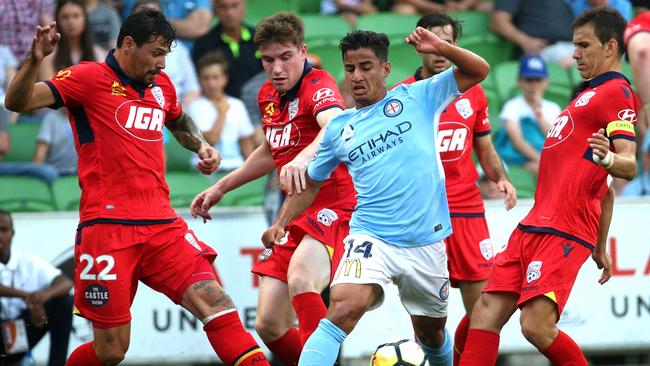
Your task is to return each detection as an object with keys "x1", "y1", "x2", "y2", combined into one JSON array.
[
  {"x1": 31, "y1": 109, "x2": 78, "y2": 178},
  {"x1": 393, "y1": 0, "x2": 487, "y2": 14},
  {"x1": 0, "y1": 46, "x2": 19, "y2": 160},
  {"x1": 494, "y1": 55, "x2": 561, "y2": 177},
  {"x1": 133, "y1": 0, "x2": 200, "y2": 107},
  {"x1": 193, "y1": 0, "x2": 264, "y2": 98},
  {"x1": 0, "y1": 0, "x2": 54, "y2": 62},
  {"x1": 120, "y1": 0, "x2": 212, "y2": 48},
  {"x1": 621, "y1": 133, "x2": 650, "y2": 196},
  {"x1": 40, "y1": 0, "x2": 105, "y2": 80},
  {"x1": 491, "y1": 0, "x2": 576, "y2": 65},
  {"x1": 188, "y1": 52, "x2": 255, "y2": 173},
  {"x1": 570, "y1": 0, "x2": 633, "y2": 20},
  {"x1": 84, "y1": 0, "x2": 122, "y2": 50},
  {"x1": 0, "y1": 210, "x2": 74, "y2": 366},
  {"x1": 320, "y1": 0, "x2": 378, "y2": 27}
]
